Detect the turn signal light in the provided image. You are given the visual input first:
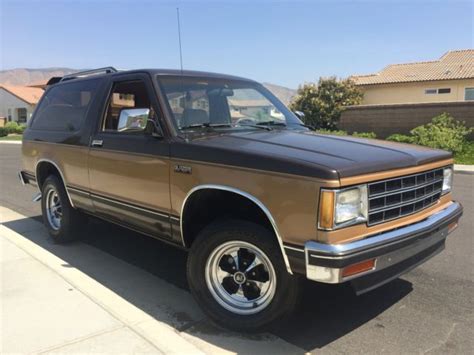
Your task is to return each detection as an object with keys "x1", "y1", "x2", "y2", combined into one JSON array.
[
  {"x1": 342, "y1": 259, "x2": 376, "y2": 278},
  {"x1": 319, "y1": 190, "x2": 335, "y2": 229}
]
